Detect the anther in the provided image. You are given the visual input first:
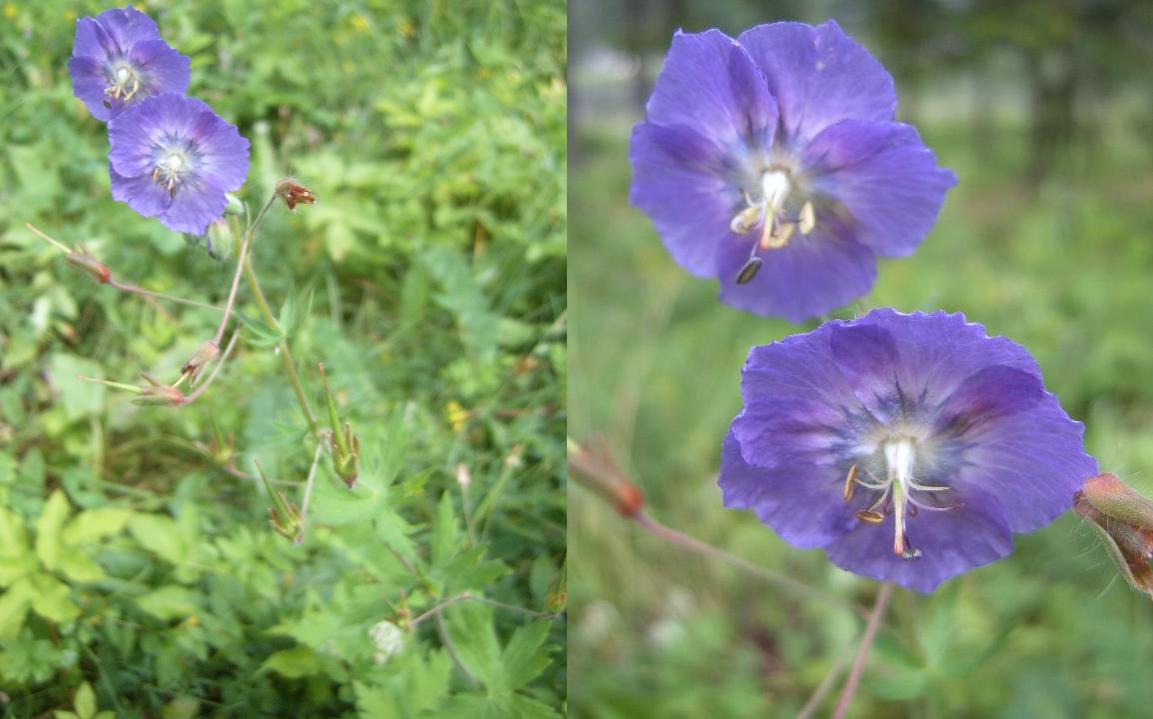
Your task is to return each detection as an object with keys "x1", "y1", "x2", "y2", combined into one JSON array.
[
  {"x1": 760, "y1": 219, "x2": 794, "y2": 250},
  {"x1": 855, "y1": 510, "x2": 885, "y2": 524},
  {"x1": 730, "y1": 204, "x2": 762, "y2": 235},
  {"x1": 735, "y1": 257, "x2": 762, "y2": 285},
  {"x1": 799, "y1": 201, "x2": 816, "y2": 235},
  {"x1": 842, "y1": 464, "x2": 858, "y2": 502}
]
